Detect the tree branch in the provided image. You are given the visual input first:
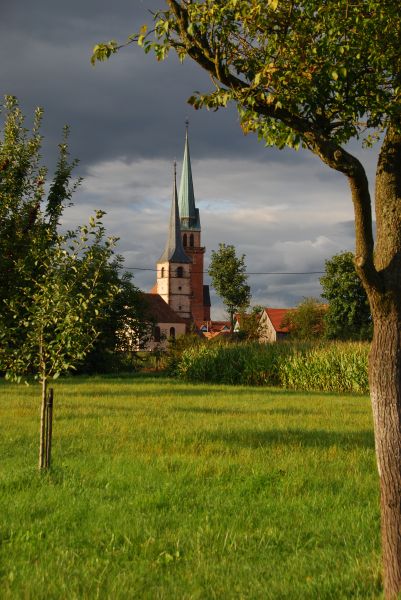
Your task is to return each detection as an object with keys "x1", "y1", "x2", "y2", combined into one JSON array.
[{"x1": 168, "y1": 0, "x2": 380, "y2": 290}]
